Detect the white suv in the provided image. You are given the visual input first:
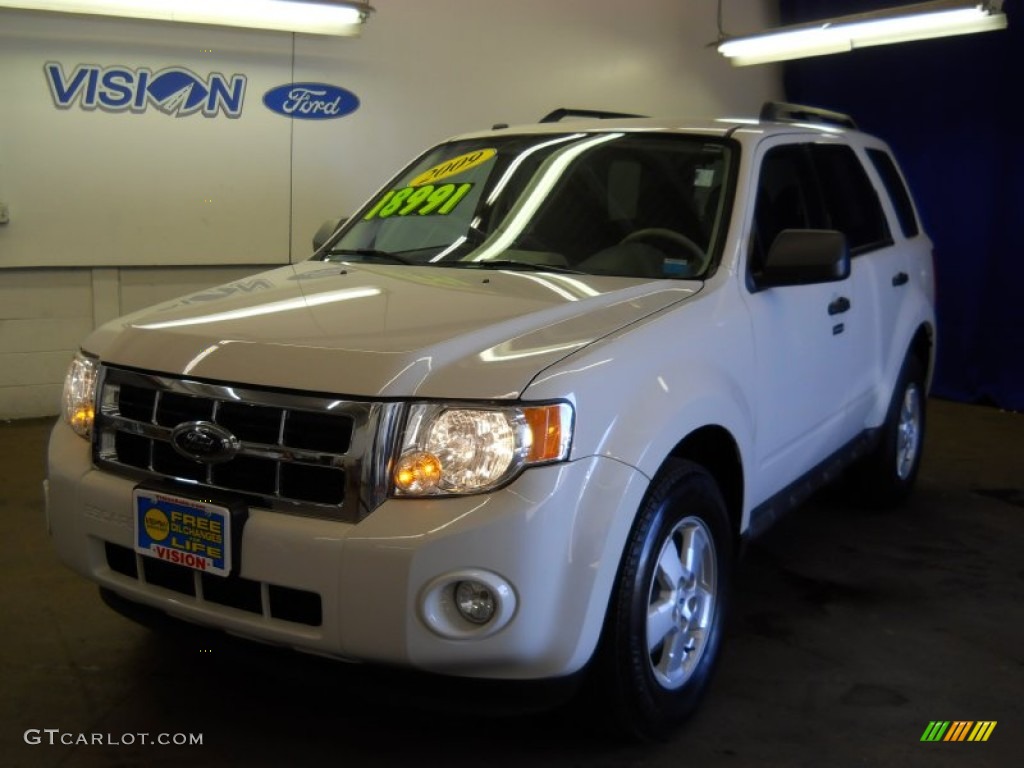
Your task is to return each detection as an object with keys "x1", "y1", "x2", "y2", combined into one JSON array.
[{"x1": 48, "y1": 102, "x2": 935, "y2": 736}]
